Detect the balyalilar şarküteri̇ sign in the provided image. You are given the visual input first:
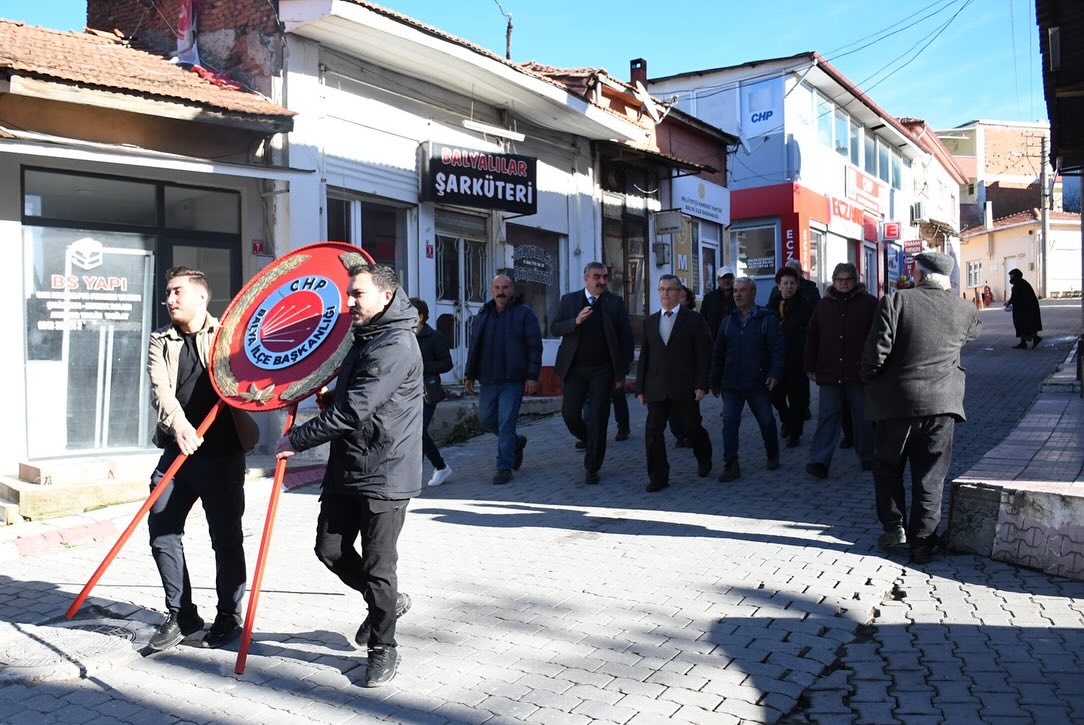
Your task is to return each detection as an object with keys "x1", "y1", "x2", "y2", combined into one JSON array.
[{"x1": 422, "y1": 142, "x2": 538, "y2": 215}]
